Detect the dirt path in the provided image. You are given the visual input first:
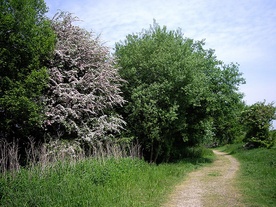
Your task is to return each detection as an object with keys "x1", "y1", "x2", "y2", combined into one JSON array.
[{"x1": 163, "y1": 150, "x2": 244, "y2": 207}]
